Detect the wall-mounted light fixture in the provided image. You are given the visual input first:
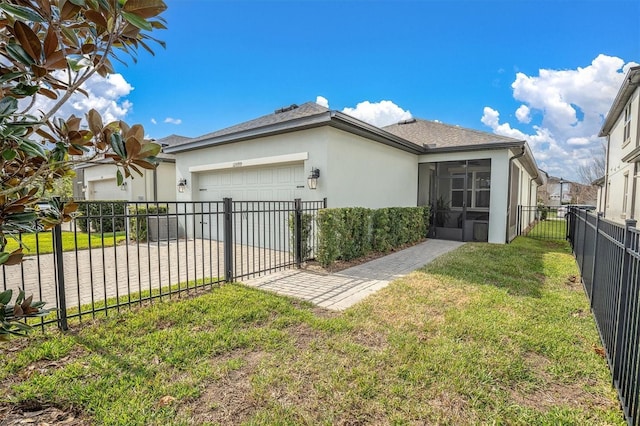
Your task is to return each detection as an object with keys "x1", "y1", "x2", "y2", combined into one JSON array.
[
  {"x1": 307, "y1": 168, "x2": 320, "y2": 190},
  {"x1": 120, "y1": 182, "x2": 128, "y2": 191},
  {"x1": 177, "y1": 178, "x2": 187, "y2": 193}
]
